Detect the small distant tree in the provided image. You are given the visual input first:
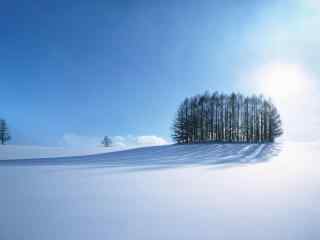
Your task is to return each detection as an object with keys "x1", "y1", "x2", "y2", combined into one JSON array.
[
  {"x1": 102, "y1": 136, "x2": 112, "y2": 147},
  {"x1": 0, "y1": 119, "x2": 11, "y2": 145}
]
